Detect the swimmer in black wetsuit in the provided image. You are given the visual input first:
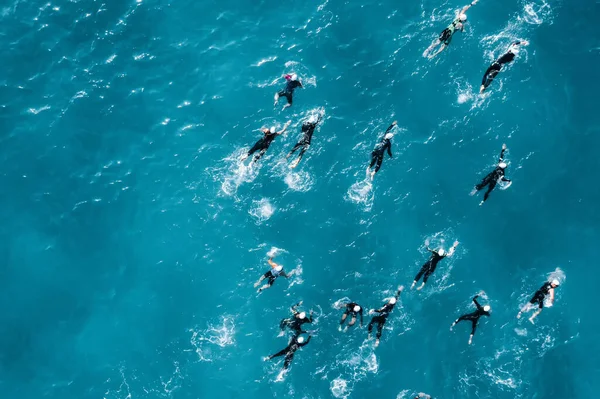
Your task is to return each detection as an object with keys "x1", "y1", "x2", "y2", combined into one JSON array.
[
  {"x1": 423, "y1": 1, "x2": 478, "y2": 58},
  {"x1": 450, "y1": 294, "x2": 491, "y2": 345},
  {"x1": 339, "y1": 302, "x2": 364, "y2": 331},
  {"x1": 254, "y1": 257, "x2": 291, "y2": 293},
  {"x1": 241, "y1": 121, "x2": 291, "y2": 164},
  {"x1": 411, "y1": 240, "x2": 459, "y2": 291},
  {"x1": 480, "y1": 41, "x2": 529, "y2": 93},
  {"x1": 367, "y1": 286, "x2": 404, "y2": 347},
  {"x1": 367, "y1": 121, "x2": 397, "y2": 180},
  {"x1": 517, "y1": 279, "x2": 560, "y2": 323},
  {"x1": 274, "y1": 73, "x2": 303, "y2": 109},
  {"x1": 287, "y1": 113, "x2": 323, "y2": 169},
  {"x1": 471, "y1": 144, "x2": 511, "y2": 205},
  {"x1": 264, "y1": 334, "x2": 311, "y2": 373},
  {"x1": 279, "y1": 301, "x2": 314, "y2": 336}
]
